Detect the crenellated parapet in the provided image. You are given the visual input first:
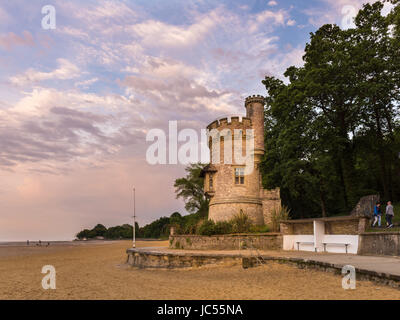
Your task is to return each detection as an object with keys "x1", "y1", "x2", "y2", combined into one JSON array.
[
  {"x1": 206, "y1": 116, "x2": 252, "y2": 131},
  {"x1": 245, "y1": 95, "x2": 265, "y2": 108}
]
